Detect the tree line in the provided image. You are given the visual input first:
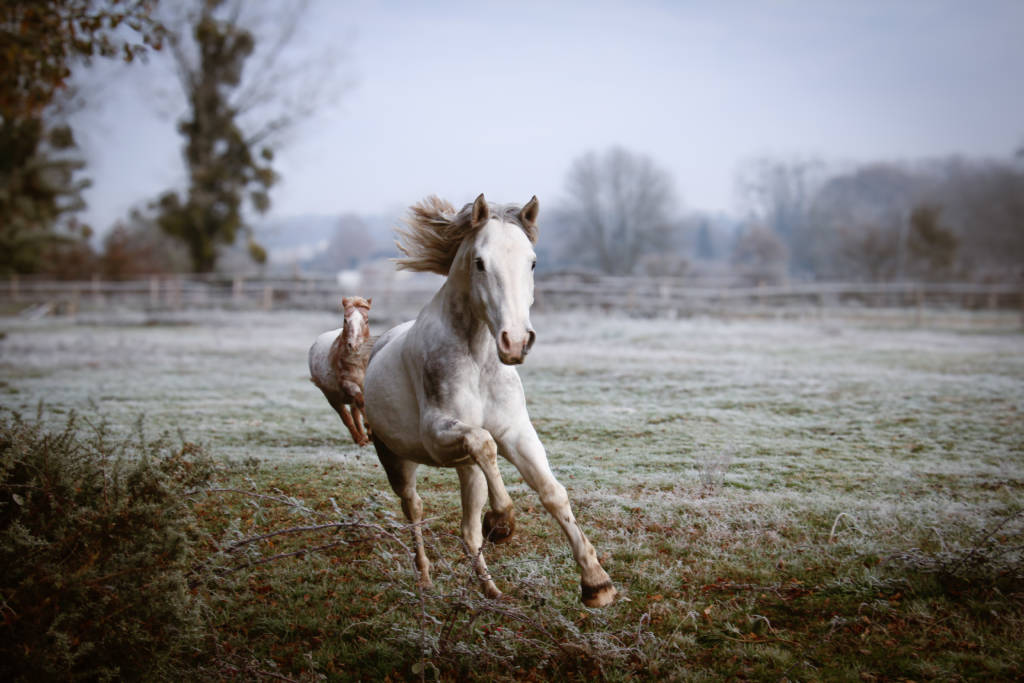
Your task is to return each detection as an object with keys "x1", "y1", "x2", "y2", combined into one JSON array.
[
  {"x1": 545, "y1": 149, "x2": 1024, "y2": 285},
  {"x1": 3, "y1": 2, "x2": 1021, "y2": 284},
  {"x1": 1, "y1": 0, "x2": 328, "y2": 278}
]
